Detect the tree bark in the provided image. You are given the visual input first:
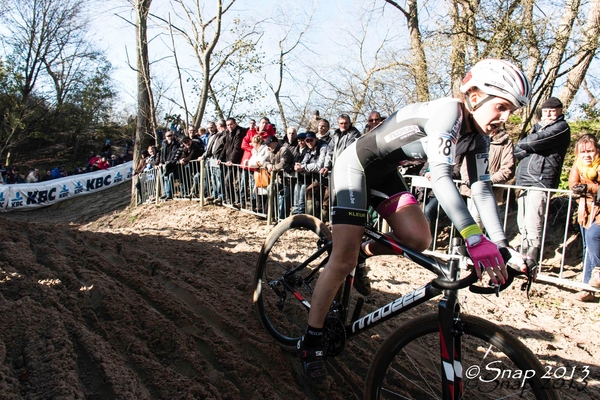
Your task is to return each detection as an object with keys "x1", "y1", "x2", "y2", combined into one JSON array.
[
  {"x1": 192, "y1": 0, "x2": 224, "y2": 127},
  {"x1": 384, "y1": 0, "x2": 430, "y2": 101},
  {"x1": 558, "y1": 0, "x2": 600, "y2": 110},
  {"x1": 132, "y1": 0, "x2": 153, "y2": 207},
  {"x1": 448, "y1": 0, "x2": 479, "y2": 97},
  {"x1": 536, "y1": 0, "x2": 581, "y2": 104}
]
